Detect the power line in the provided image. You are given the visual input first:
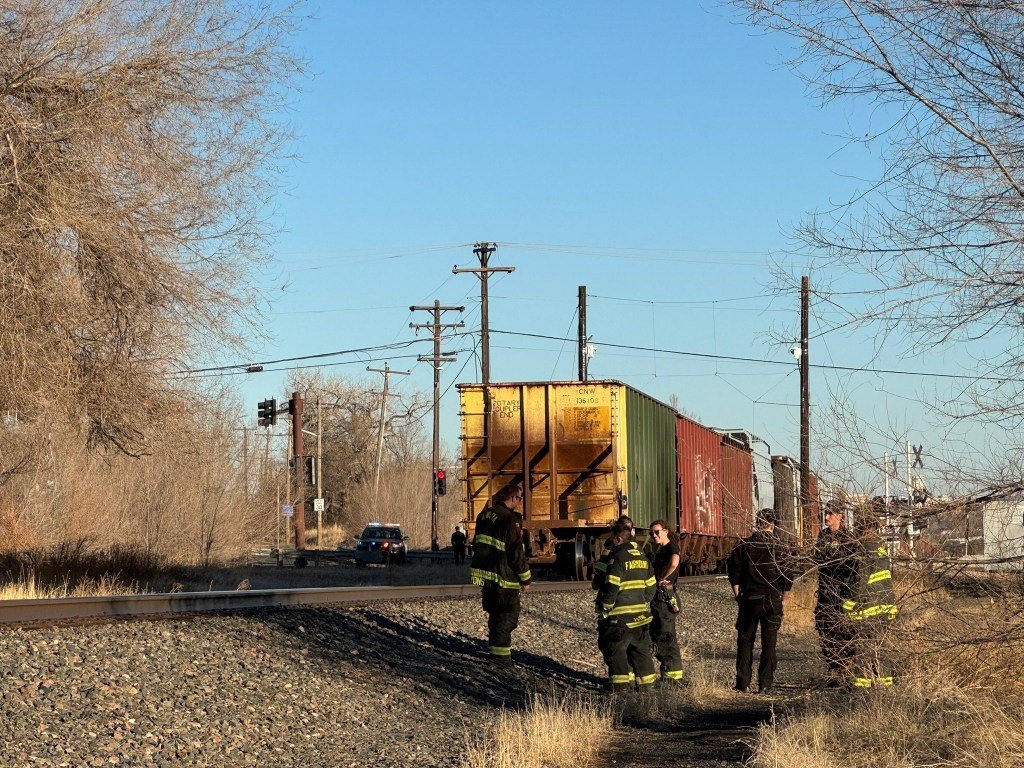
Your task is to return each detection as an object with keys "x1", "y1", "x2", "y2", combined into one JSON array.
[
  {"x1": 171, "y1": 339, "x2": 431, "y2": 376},
  {"x1": 170, "y1": 350, "x2": 475, "y2": 380},
  {"x1": 489, "y1": 329, "x2": 1024, "y2": 383}
]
